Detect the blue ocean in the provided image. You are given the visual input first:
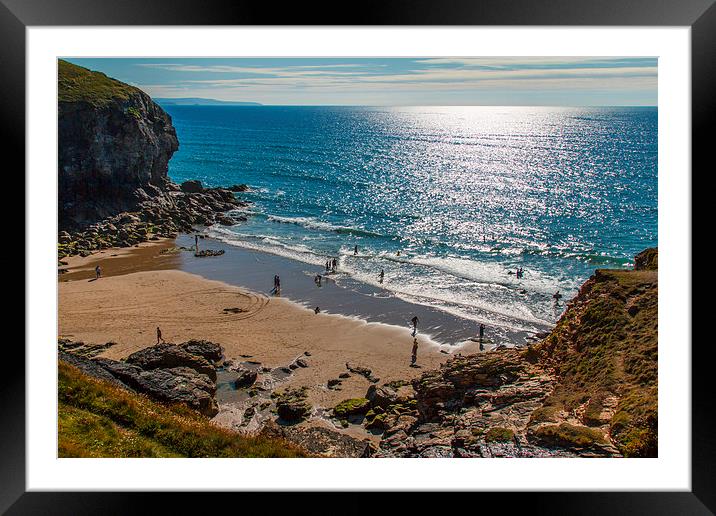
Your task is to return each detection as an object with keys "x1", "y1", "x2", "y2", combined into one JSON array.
[{"x1": 164, "y1": 105, "x2": 657, "y2": 341}]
